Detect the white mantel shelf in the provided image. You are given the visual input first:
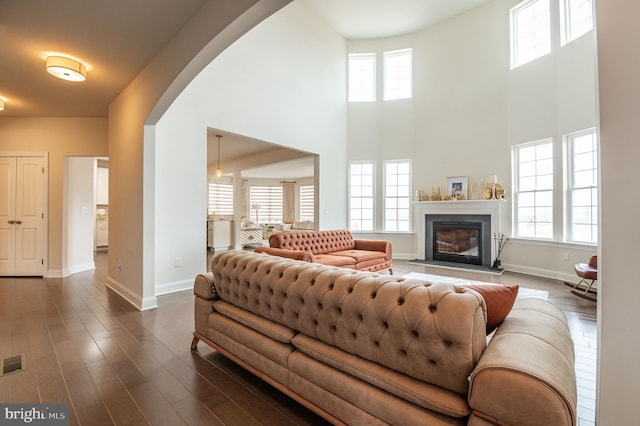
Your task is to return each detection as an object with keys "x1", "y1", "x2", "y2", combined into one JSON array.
[{"x1": 415, "y1": 199, "x2": 506, "y2": 261}]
